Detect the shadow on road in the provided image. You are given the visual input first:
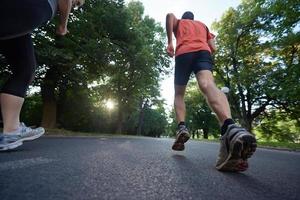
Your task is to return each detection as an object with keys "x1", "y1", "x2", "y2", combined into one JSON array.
[
  {"x1": 0, "y1": 149, "x2": 24, "y2": 153},
  {"x1": 220, "y1": 171, "x2": 284, "y2": 198},
  {"x1": 171, "y1": 154, "x2": 187, "y2": 160}
]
